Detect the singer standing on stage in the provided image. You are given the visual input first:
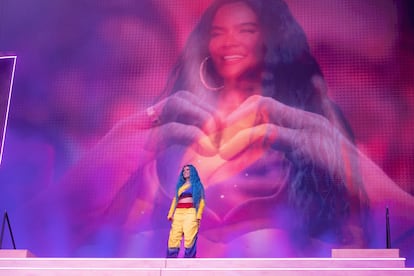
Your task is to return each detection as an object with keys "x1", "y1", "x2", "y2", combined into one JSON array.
[{"x1": 167, "y1": 164, "x2": 206, "y2": 258}]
